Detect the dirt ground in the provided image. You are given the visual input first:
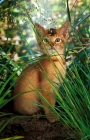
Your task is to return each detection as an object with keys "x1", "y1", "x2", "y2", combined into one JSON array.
[
  {"x1": 0, "y1": 103, "x2": 70, "y2": 140},
  {"x1": 0, "y1": 117, "x2": 70, "y2": 140}
]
